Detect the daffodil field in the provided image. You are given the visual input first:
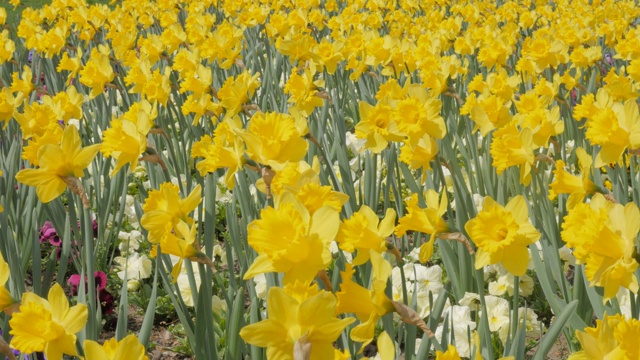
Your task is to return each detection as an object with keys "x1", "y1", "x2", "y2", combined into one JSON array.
[{"x1": 2, "y1": 0, "x2": 640, "y2": 358}]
